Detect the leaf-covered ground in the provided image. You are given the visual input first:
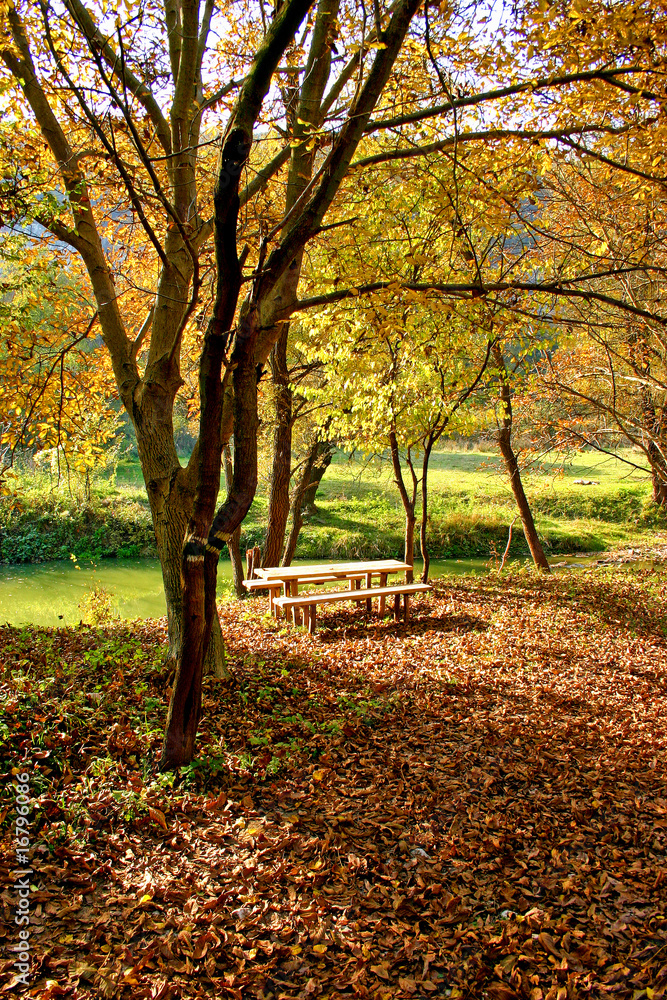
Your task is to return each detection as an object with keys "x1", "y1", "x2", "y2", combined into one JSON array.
[{"x1": 1, "y1": 568, "x2": 666, "y2": 999}]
